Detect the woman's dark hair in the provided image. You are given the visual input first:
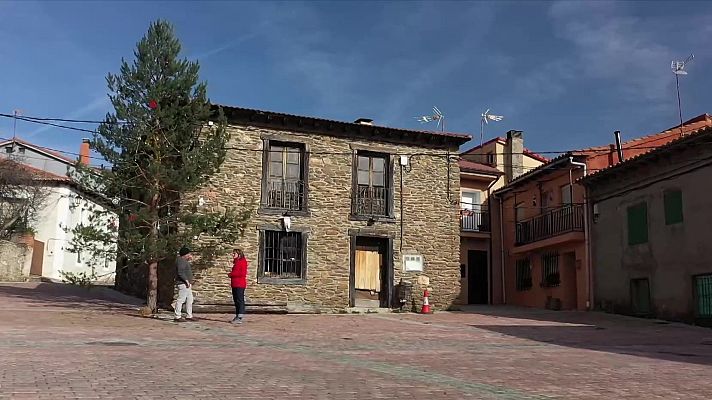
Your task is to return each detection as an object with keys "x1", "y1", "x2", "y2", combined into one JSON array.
[{"x1": 233, "y1": 248, "x2": 244, "y2": 259}]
